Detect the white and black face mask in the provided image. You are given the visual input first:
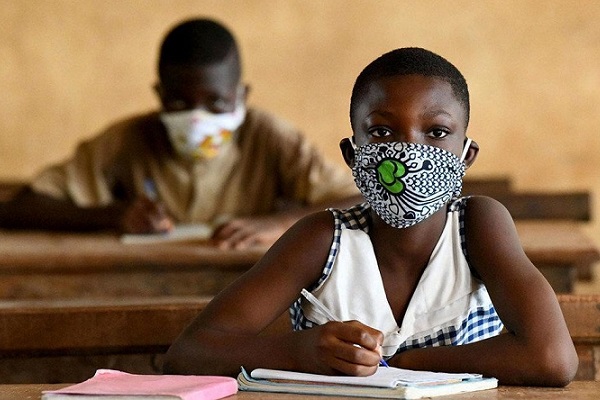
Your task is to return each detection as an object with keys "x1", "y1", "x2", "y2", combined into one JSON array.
[{"x1": 351, "y1": 139, "x2": 471, "y2": 228}]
